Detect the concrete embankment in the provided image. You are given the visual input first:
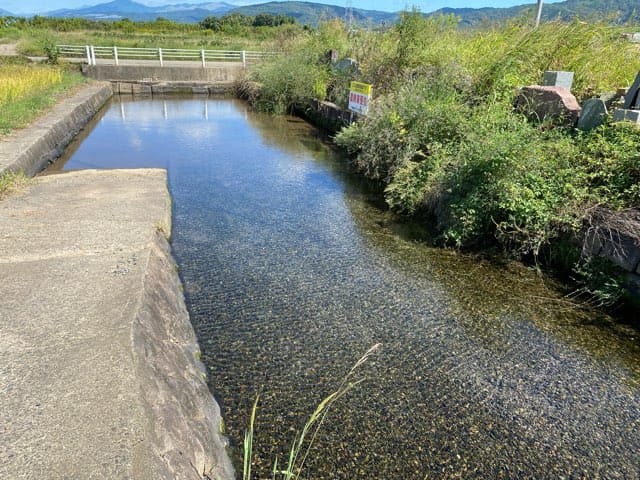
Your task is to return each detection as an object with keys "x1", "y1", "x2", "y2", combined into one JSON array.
[
  {"x1": 0, "y1": 84, "x2": 235, "y2": 478},
  {"x1": 0, "y1": 82, "x2": 112, "y2": 176},
  {"x1": 0, "y1": 170, "x2": 235, "y2": 479},
  {"x1": 83, "y1": 64, "x2": 243, "y2": 85}
]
